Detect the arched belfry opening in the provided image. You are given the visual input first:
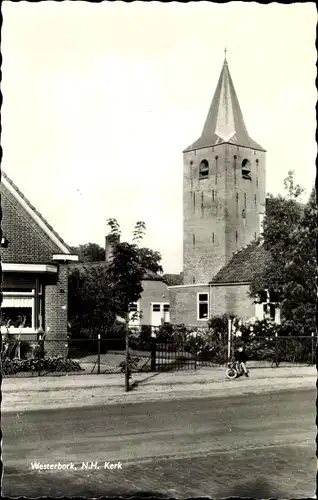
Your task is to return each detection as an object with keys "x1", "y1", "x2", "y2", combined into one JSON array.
[
  {"x1": 242, "y1": 159, "x2": 251, "y2": 180},
  {"x1": 199, "y1": 159, "x2": 209, "y2": 179}
]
